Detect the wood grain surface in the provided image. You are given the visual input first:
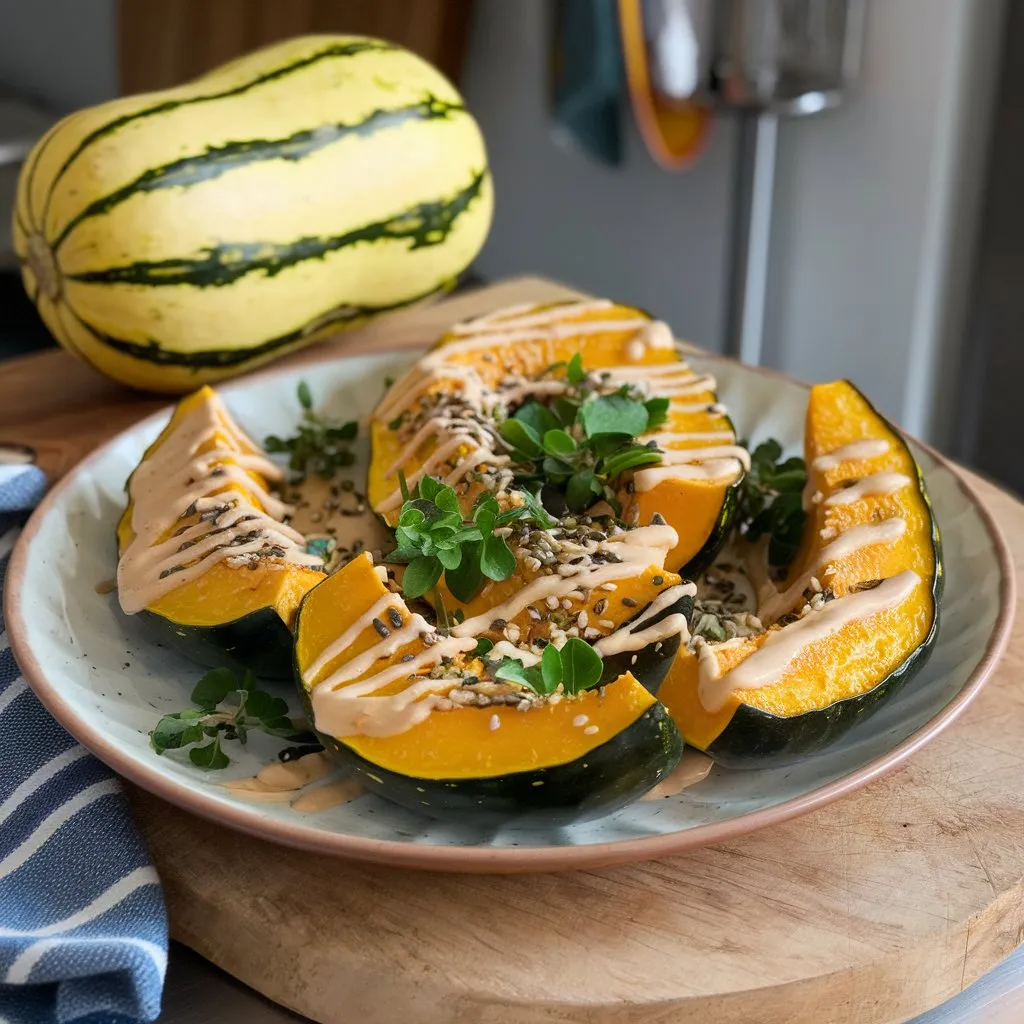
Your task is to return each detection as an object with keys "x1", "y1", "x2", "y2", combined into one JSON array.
[
  {"x1": 4, "y1": 277, "x2": 1023, "y2": 1024},
  {"x1": 118, "y1": 0, "x2": 474, "y2": 93}
]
